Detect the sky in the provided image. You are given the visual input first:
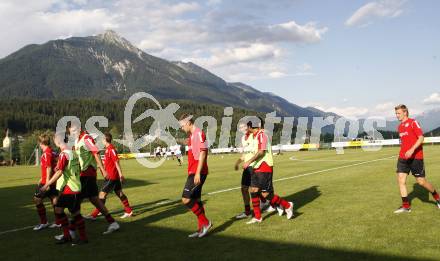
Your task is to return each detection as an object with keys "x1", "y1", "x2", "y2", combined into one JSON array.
[{"x1": 0, "y1": 0, "x2": 439, "y2": 119}]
